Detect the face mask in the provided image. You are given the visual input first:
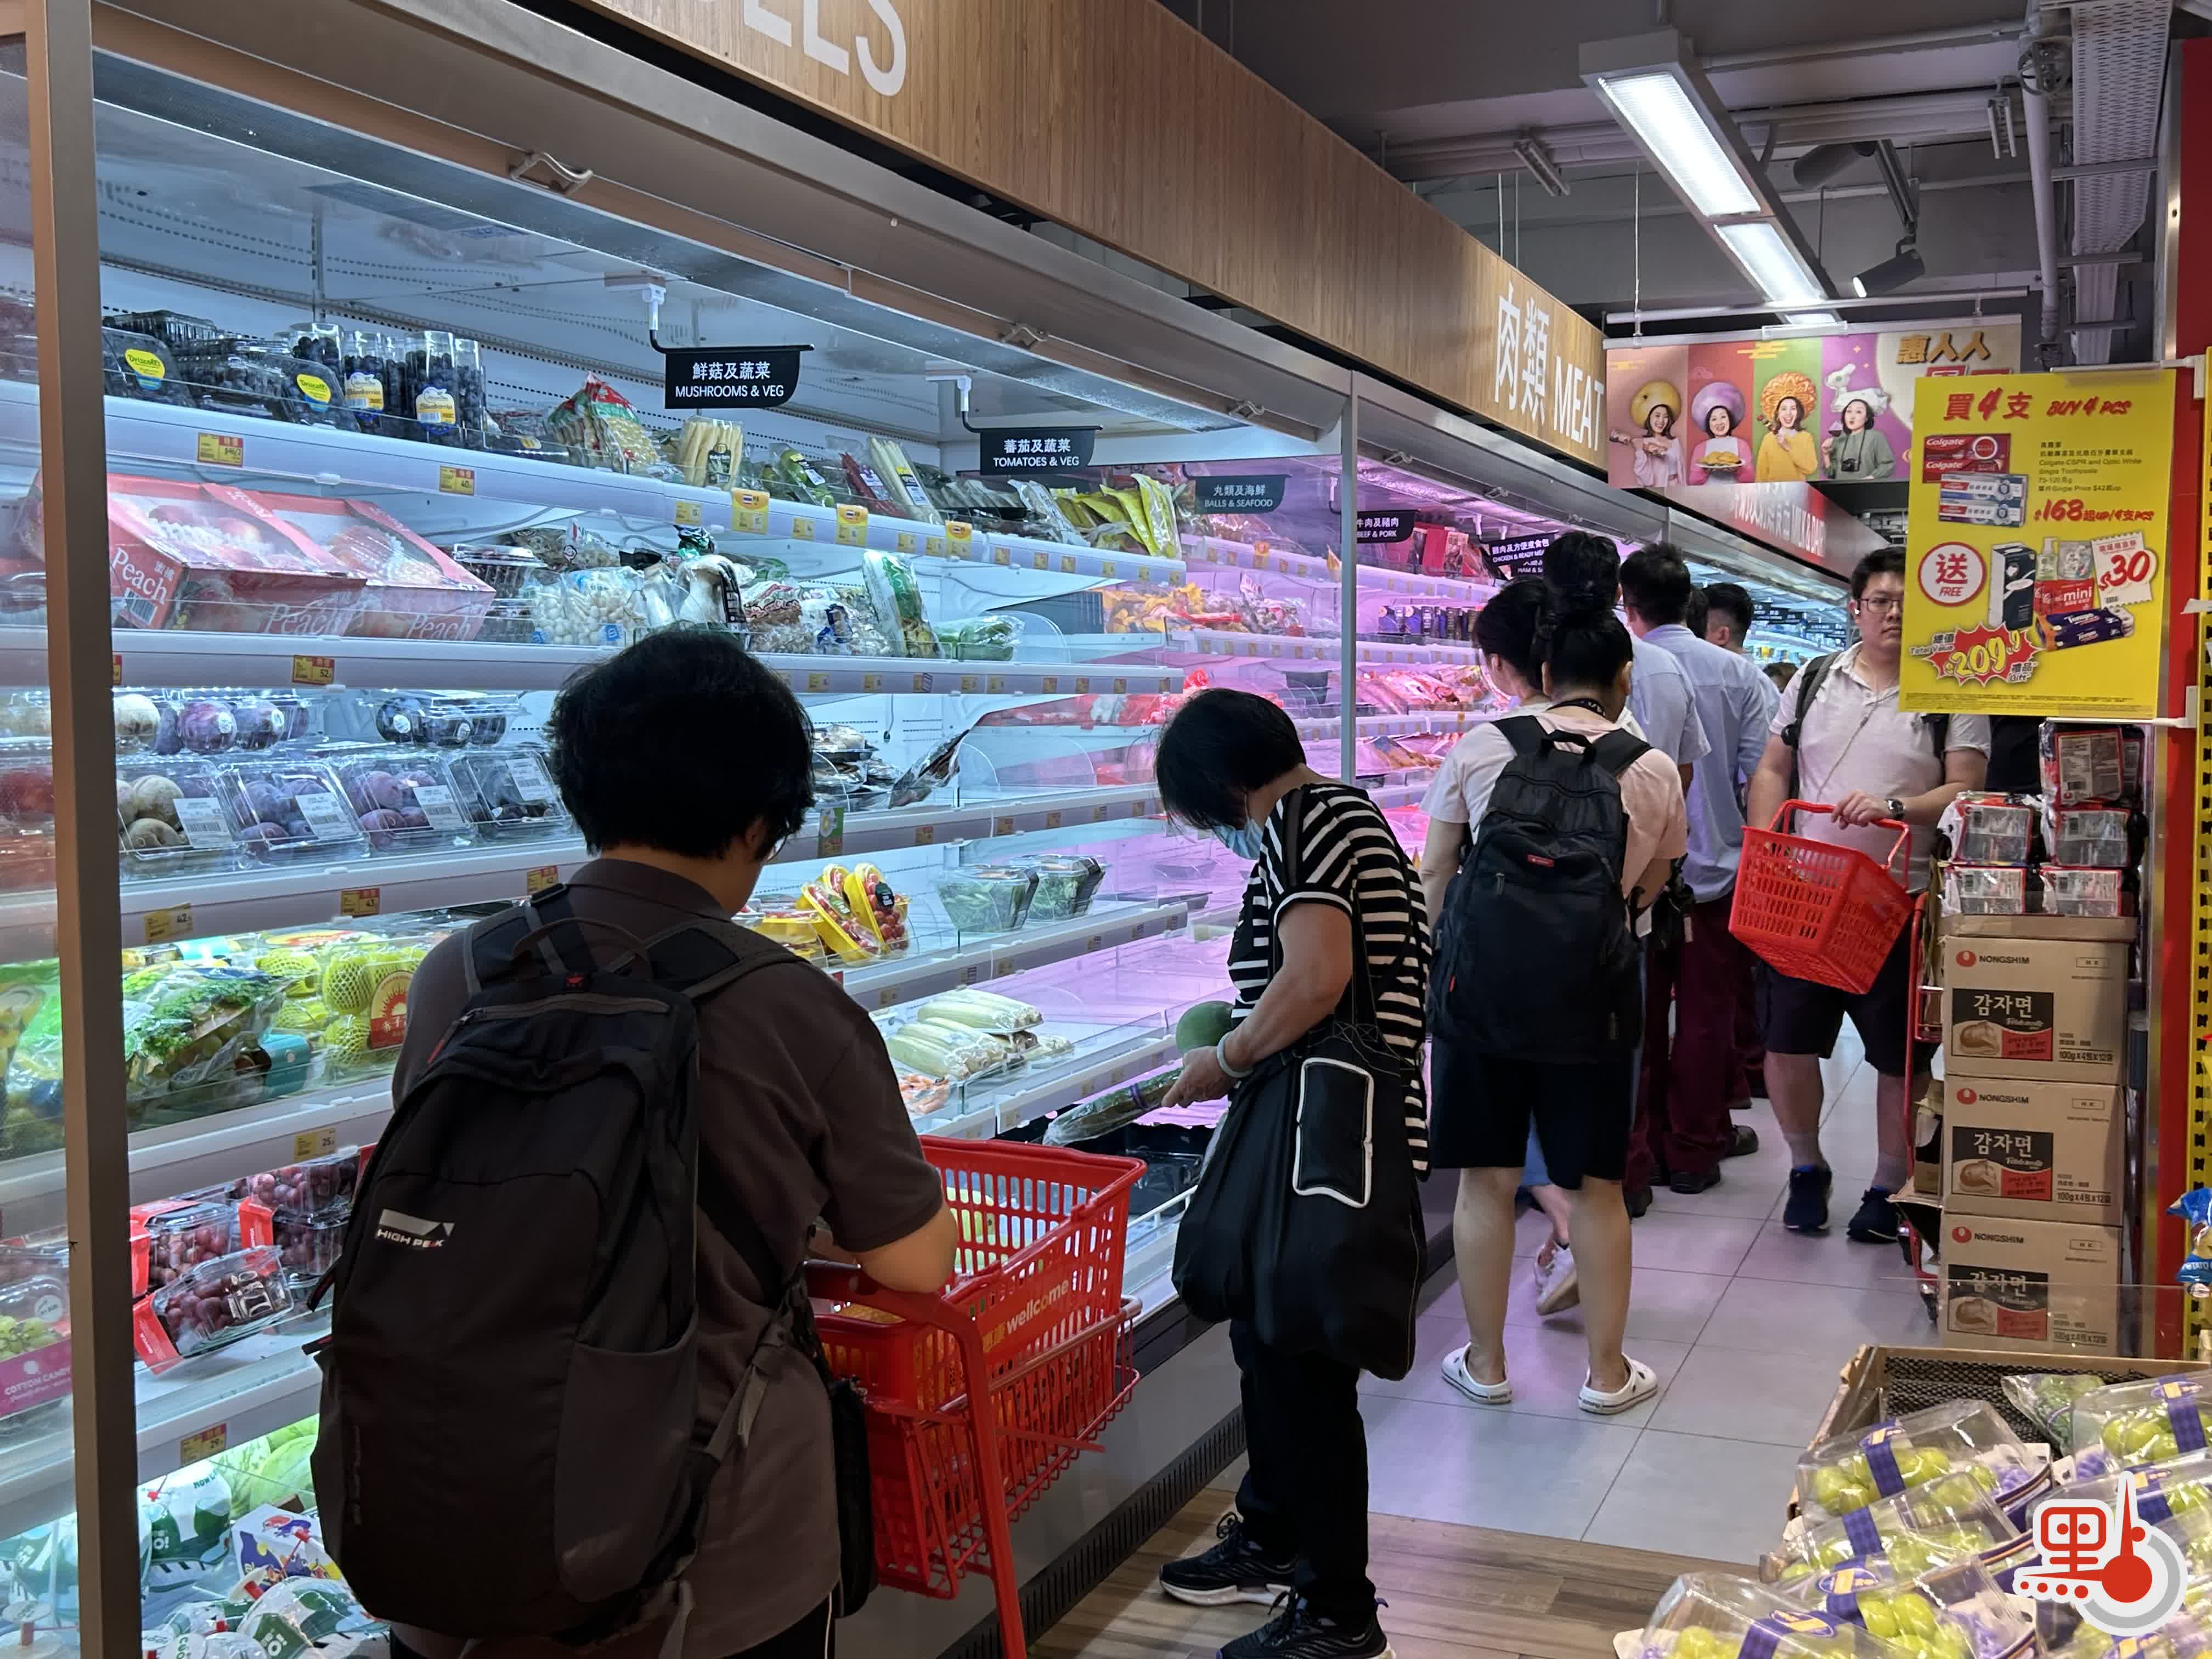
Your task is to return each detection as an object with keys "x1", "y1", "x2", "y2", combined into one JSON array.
[{"x1": 1213, "y1": 821, "x2": 1265, "y2": 861}]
